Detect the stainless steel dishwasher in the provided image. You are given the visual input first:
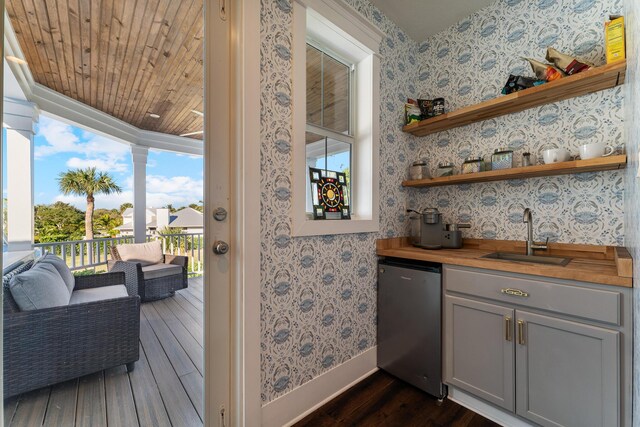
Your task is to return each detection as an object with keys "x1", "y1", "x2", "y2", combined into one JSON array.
[{"x1": 377, "y1": 258, "x2": 446, "y2": 399}]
